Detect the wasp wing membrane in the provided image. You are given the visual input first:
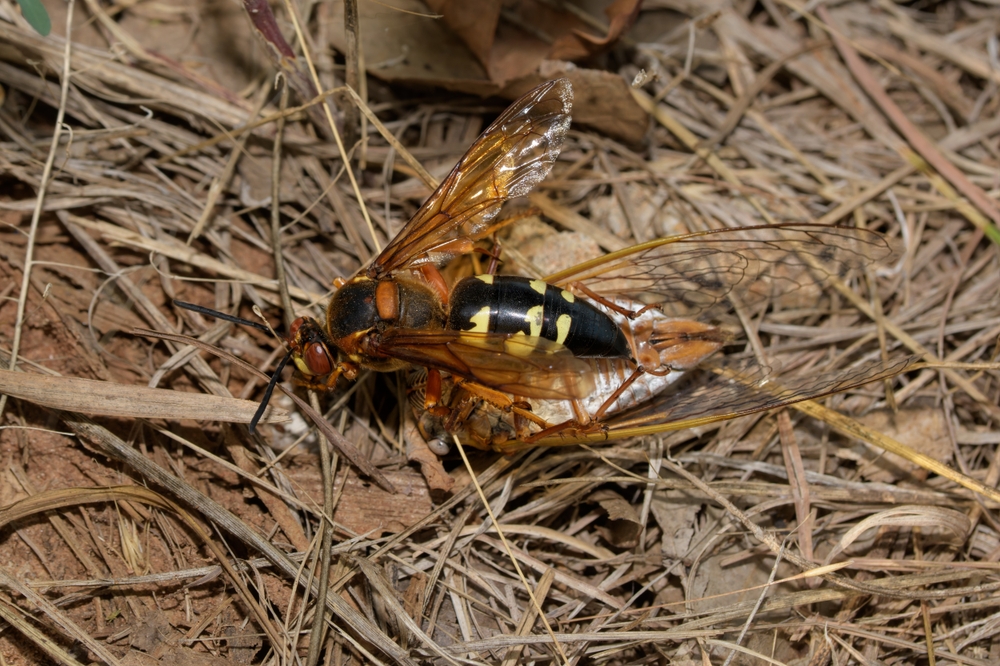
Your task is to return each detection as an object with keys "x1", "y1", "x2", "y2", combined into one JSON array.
[
  {"x1": 545, "y1": 225, "x2": 894, "y2": 319},
  {"x1": 375, "y1": 329, "x2": 595, "y2": 400},
  {"x1": 372, "y1": 79, "x2": 573, "y2": 275}
]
